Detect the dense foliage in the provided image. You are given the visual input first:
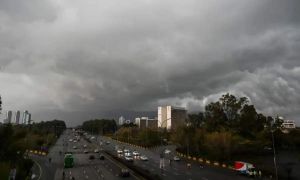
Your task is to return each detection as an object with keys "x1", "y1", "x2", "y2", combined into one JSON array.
[
  {"x1": 81, "y1": 119, "x2": 117, "y2": 135},
  {"x1": 114, "y1": 127, "x2": 165, "y2": 147},
  {"x1": 0, "y1": 119, "x2": 66, "y2": 179},
  {"x1": 172, "y1": 93, "x2": 300, "y2": 178}
]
